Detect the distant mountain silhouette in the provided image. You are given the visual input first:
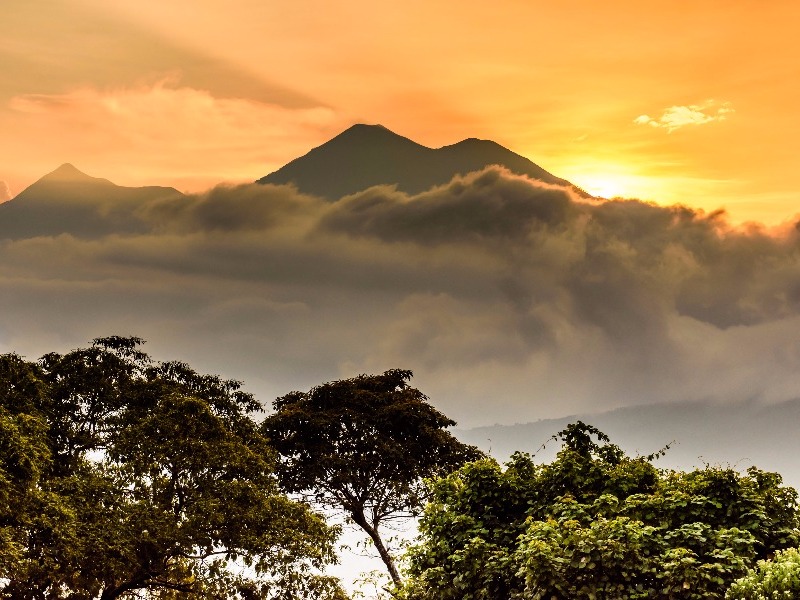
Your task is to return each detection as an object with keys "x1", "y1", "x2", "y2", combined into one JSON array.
[
  {"x1": 456, "y1": 399, "x2": 800, "y2": 490},
  {"x1": 0, "y1": 164, "x2": 182, "y2": 239},
  {"x1": 257, "y1": 124, "x2": 587, "y2": 199}
]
